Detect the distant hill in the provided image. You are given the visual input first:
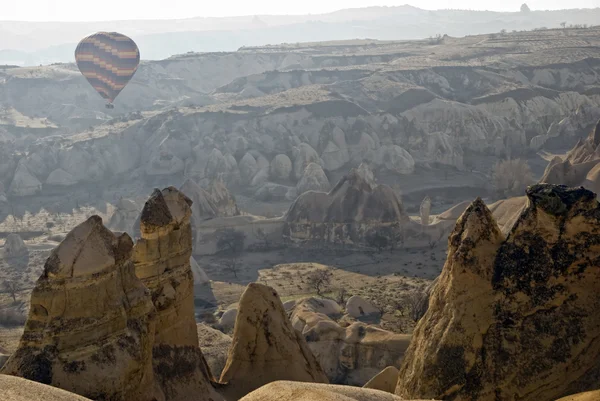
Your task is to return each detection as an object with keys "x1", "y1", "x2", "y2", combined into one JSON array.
[{"x1": 1, "y1": 6, "x2": 600, "y2": 65}]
